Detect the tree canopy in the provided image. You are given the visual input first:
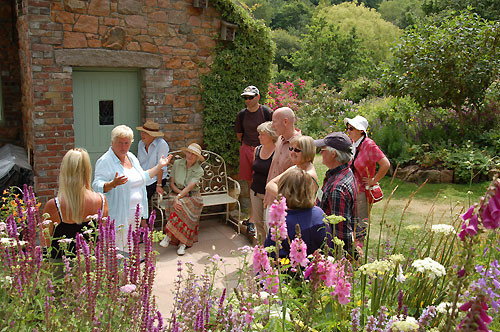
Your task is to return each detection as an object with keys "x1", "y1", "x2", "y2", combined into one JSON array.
[
  {"x1": 318, "y1": 2, "x2": 401, "y2": 67},
  {"x1": 383, "y1": 10, "x2": 500, "y2": 127}
]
